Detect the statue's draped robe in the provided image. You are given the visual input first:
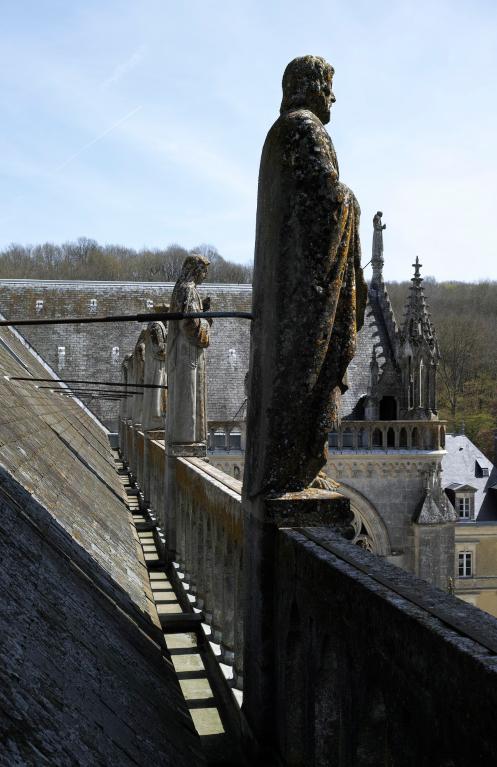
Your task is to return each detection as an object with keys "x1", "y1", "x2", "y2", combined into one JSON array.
[
  {"x1": 132, "y1": 335, "x2": 146, "y2": 425},
  {"x1": 372, "y1": 216, "x2": 384, "y2": 261},
  {"x1": 142, "y1": 322, "x2": 167, "y2": 431},
  {"x1": 244, "y1": 107, "x2": 367, "y2": 497},
  {"x1": 120, "y1": 356, "x2": 131, "y2": 420},
  {"x1": 166, "y1": 283, "x2": 209, "y2": 444}
]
